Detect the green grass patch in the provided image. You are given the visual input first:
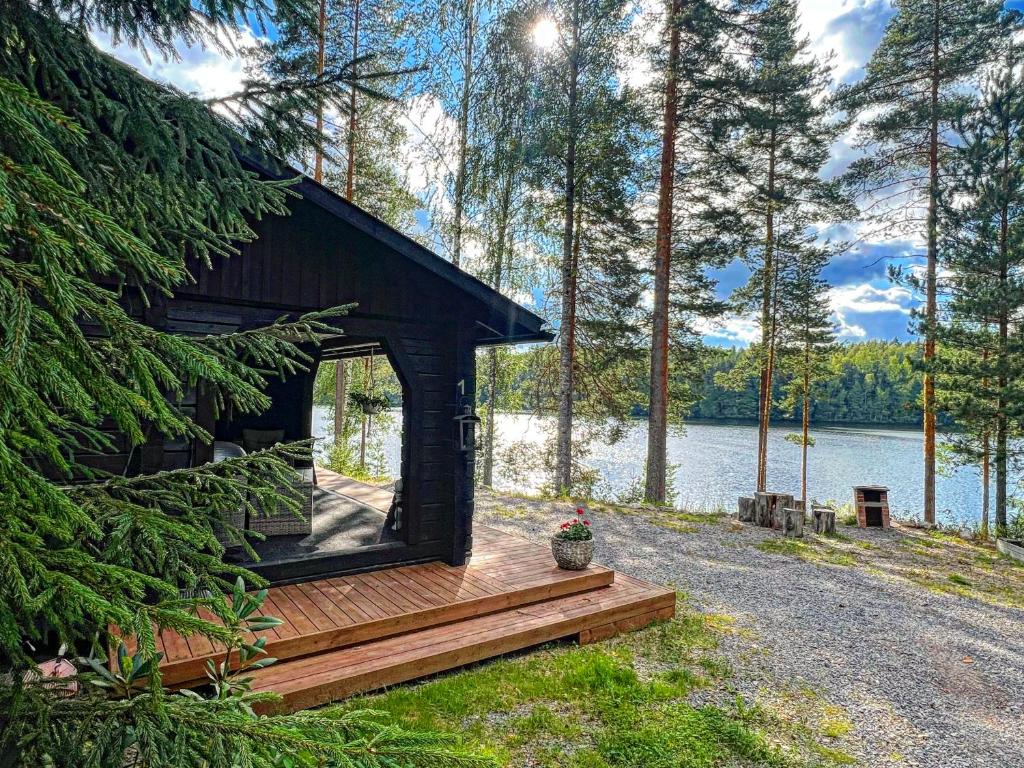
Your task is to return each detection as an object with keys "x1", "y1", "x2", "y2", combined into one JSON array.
[
  {"x1": 330, "y1": 597, "x2": 856, "y2": 767},
  {"x1": 757, "y1": 538, "x2": 857, "y2": 567},
  {"x1": 948, "y1": 573, "x2": 972, "y2": 587}
]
